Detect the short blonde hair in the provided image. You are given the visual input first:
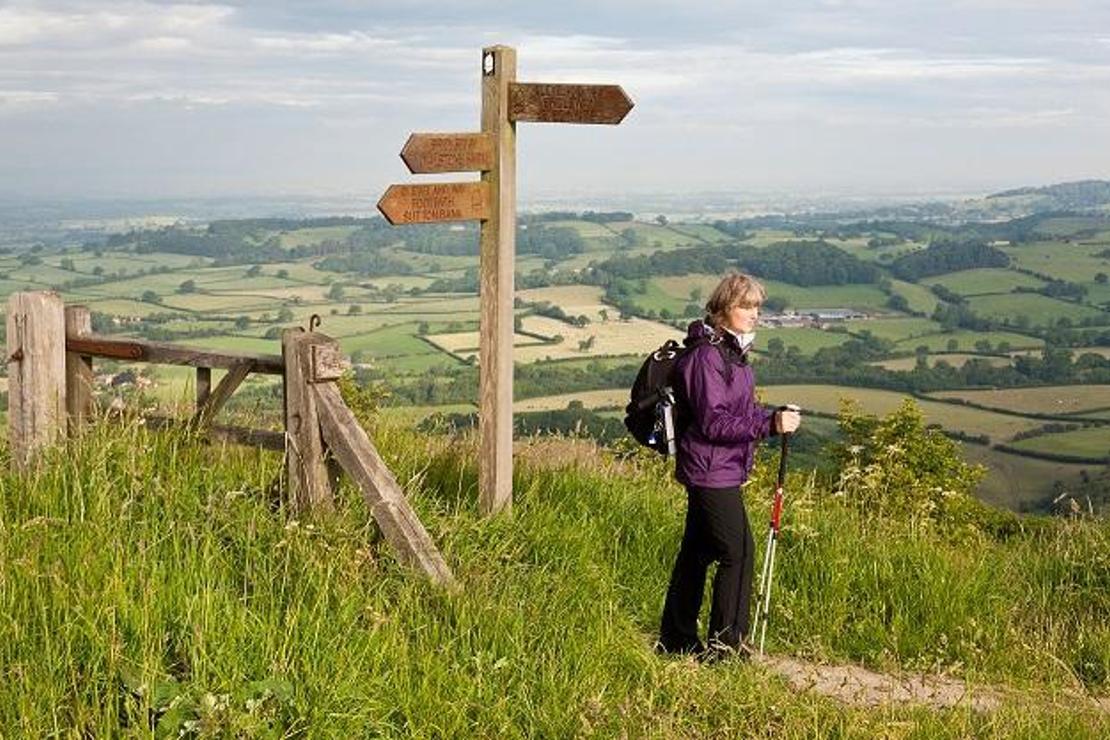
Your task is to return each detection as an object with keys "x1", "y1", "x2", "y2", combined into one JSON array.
[{"x1": 705, "y1": 272, "x2": 766, "y2": 328}]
